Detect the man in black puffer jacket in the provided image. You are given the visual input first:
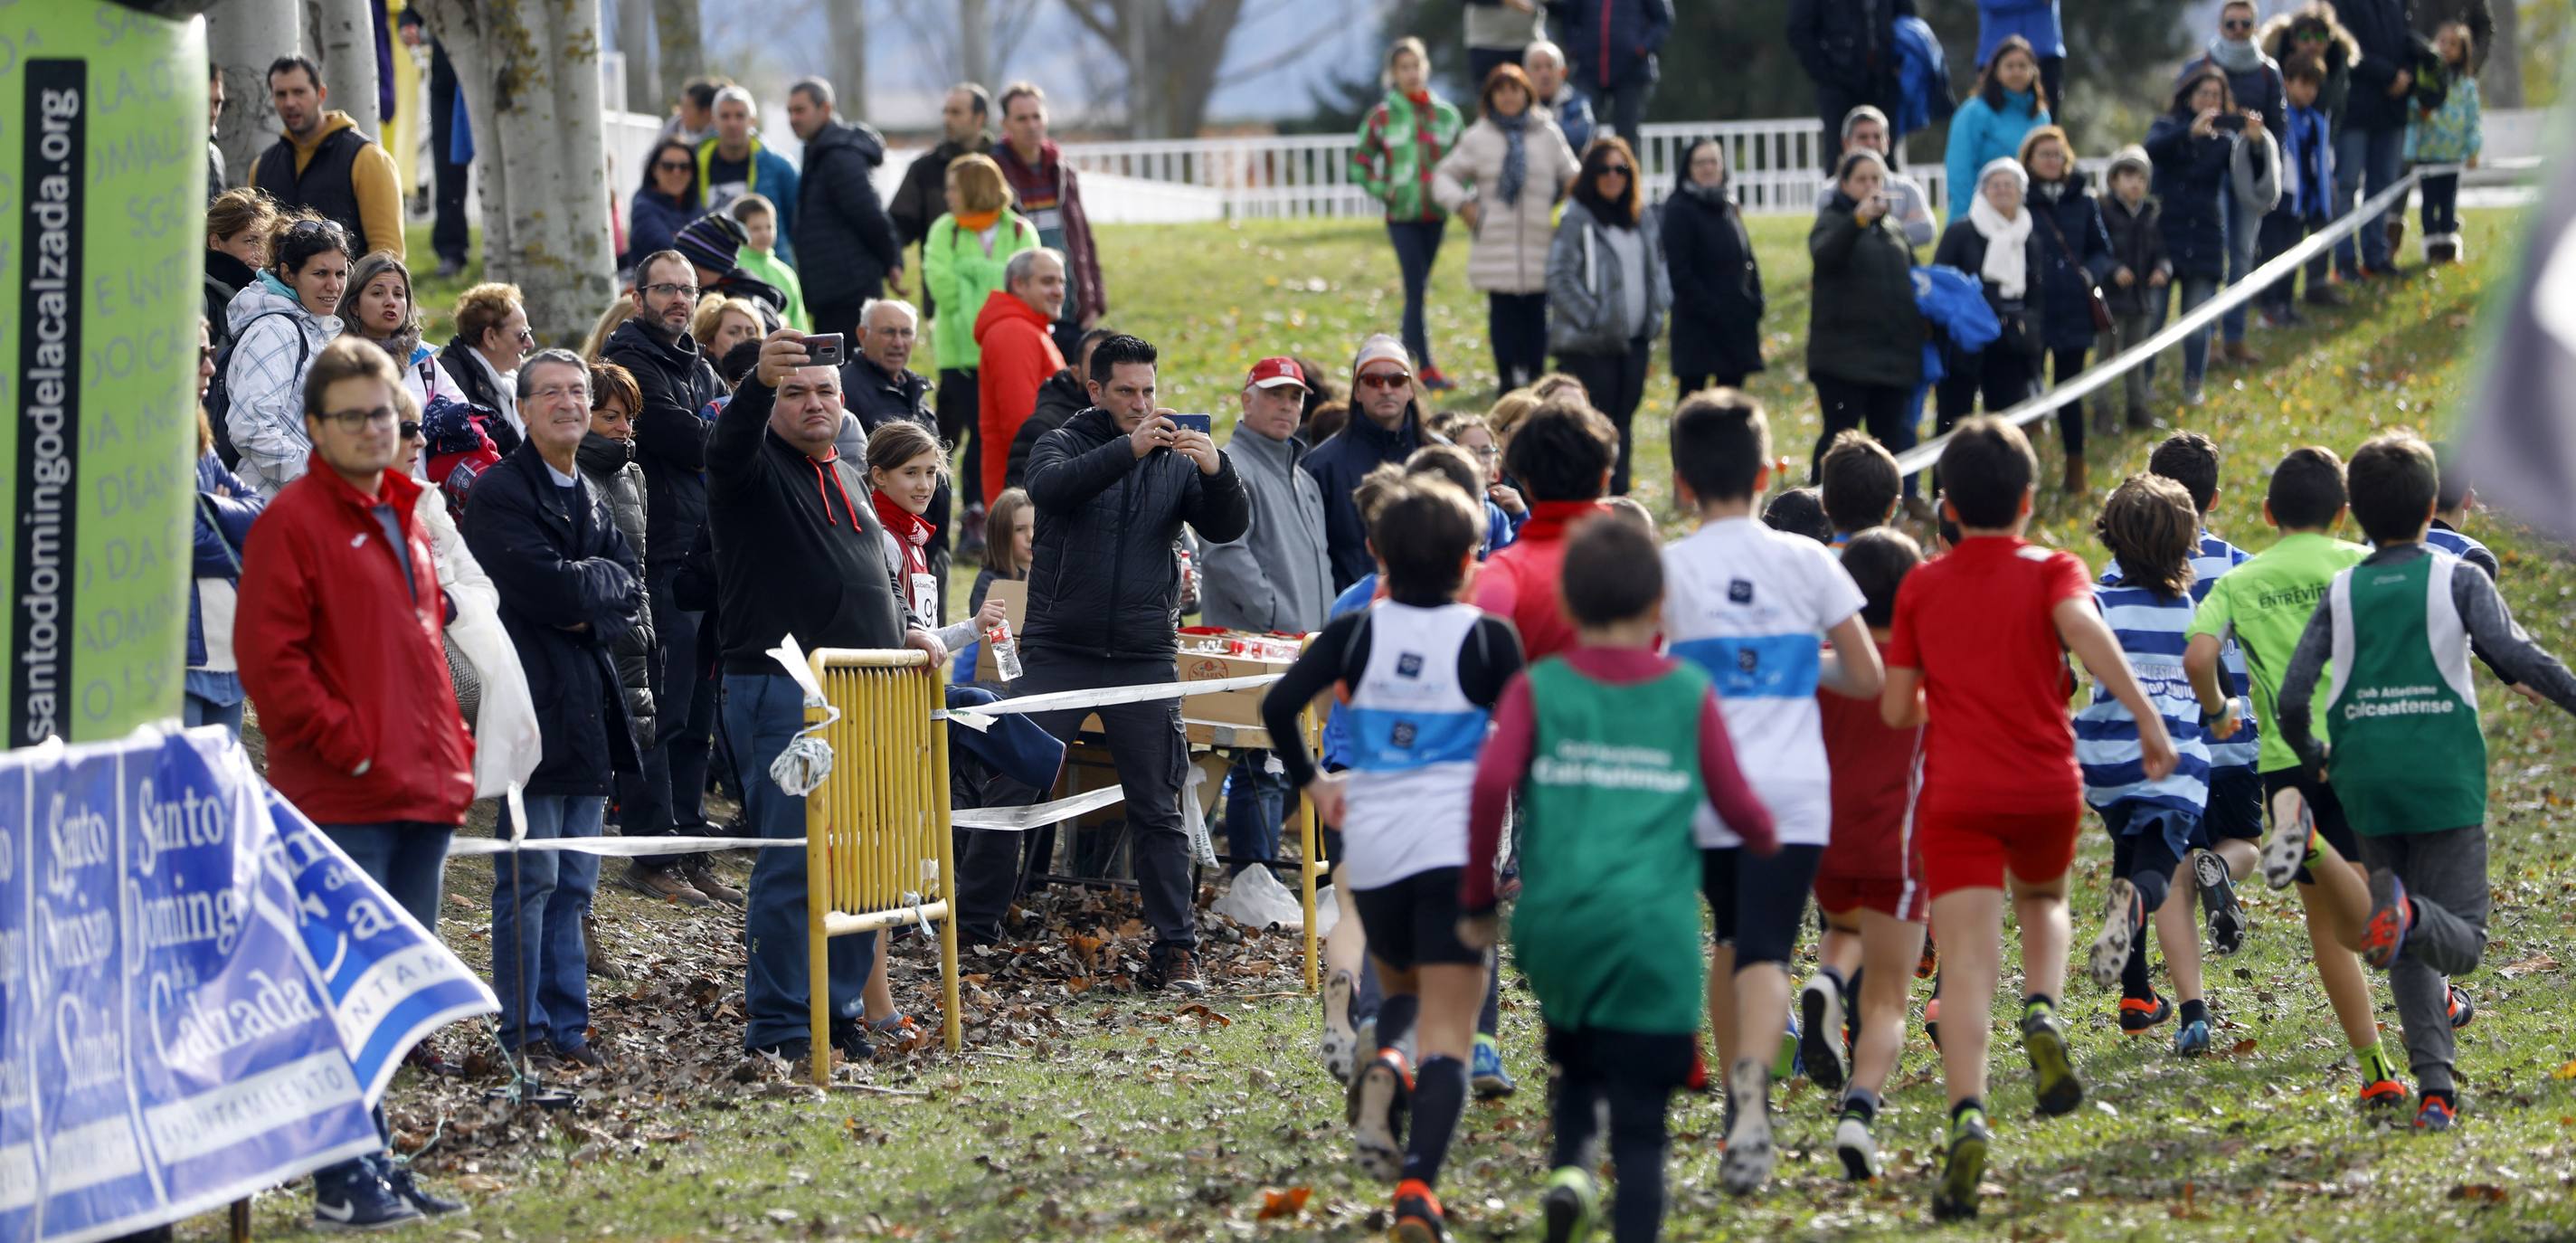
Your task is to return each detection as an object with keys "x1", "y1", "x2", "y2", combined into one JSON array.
[
  {"x1": 2327, "y1": 0, "x2": 2418, "y2": 277},
  {"x1": 787, "y1": 78, "x2": 903, "y2": 340},
  {"x1": 1018, "y1": 334, "x2": 1251, "y2": 995},
  {"x1": 602, "y1": 251, "x2": 729, "y2": 906}
]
